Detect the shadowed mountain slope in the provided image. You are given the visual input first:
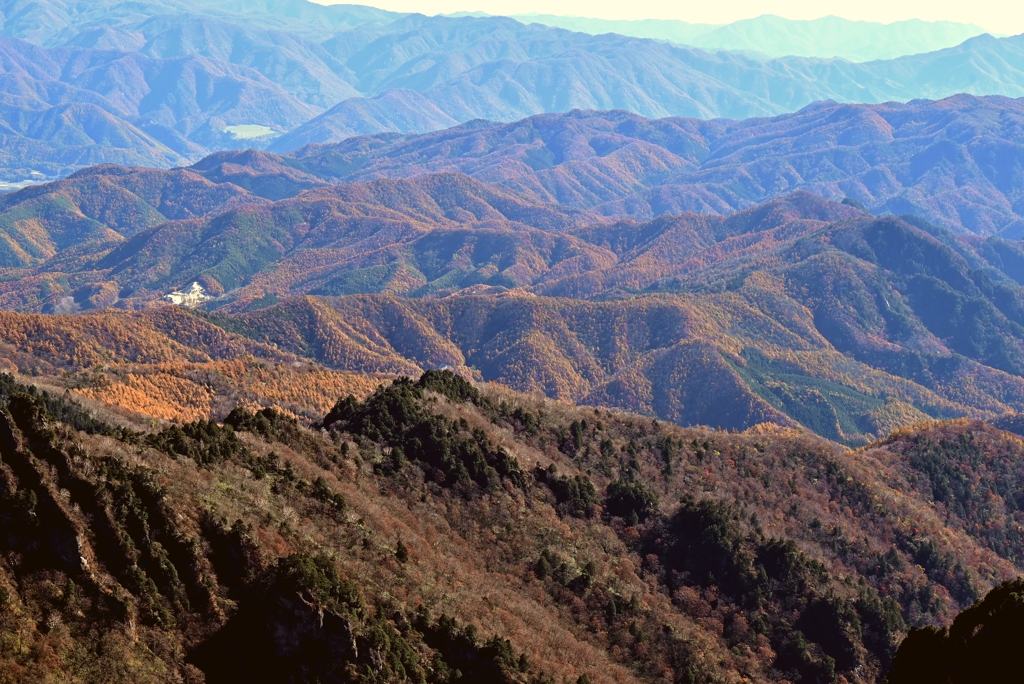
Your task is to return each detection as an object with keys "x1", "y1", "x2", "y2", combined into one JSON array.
[{"x1": 886, "y1": 575, "x2": 1024, "y2": 683}]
